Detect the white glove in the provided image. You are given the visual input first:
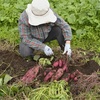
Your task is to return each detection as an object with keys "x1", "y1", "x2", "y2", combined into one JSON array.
[
  {"x1": 63, "y1": 43, "x2": 71, "y2": 56},
  {"x1": 44, "y1": 45, "x2": 54, "y2": 56}
]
